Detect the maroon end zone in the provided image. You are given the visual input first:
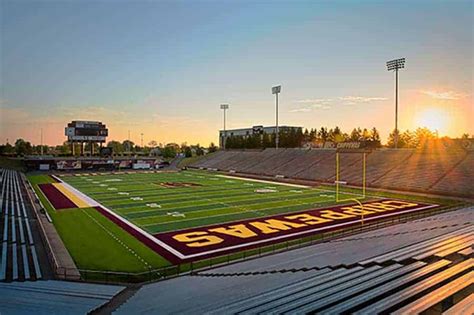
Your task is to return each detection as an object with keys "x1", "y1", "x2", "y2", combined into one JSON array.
[
  {"x1": 38, "y1": 183, "x2": 77, "y2": 210},
  {"x1": 151, "y1": 199, "x2": 438, "y2": 263}
]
